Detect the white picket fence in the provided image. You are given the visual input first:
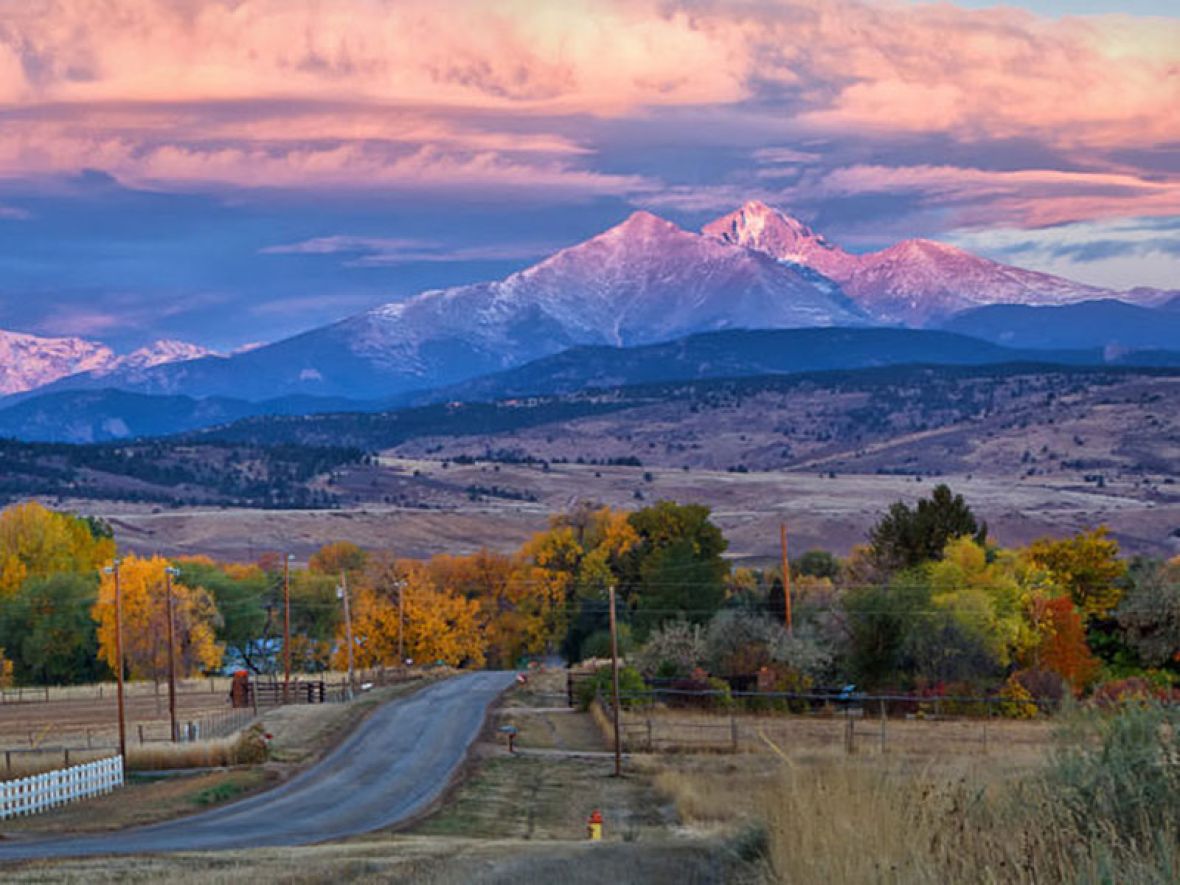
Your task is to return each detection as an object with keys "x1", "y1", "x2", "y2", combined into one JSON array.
[{"x1": 0, "y1": 755, "x2": 123, "y2": 819}]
